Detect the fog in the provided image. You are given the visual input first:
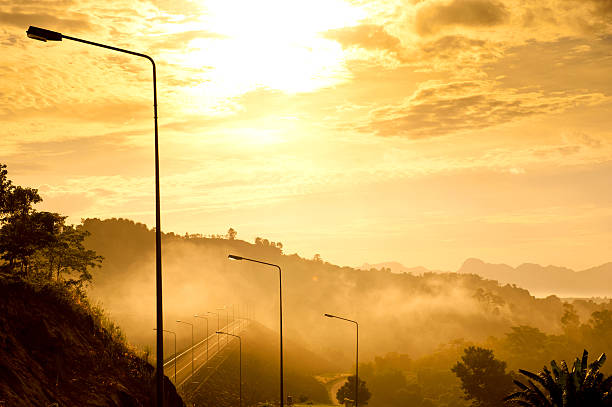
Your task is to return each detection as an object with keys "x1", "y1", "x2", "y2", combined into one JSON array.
[{"x1": 84, "y1": 219, "x2": 589, "y2": 369}]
